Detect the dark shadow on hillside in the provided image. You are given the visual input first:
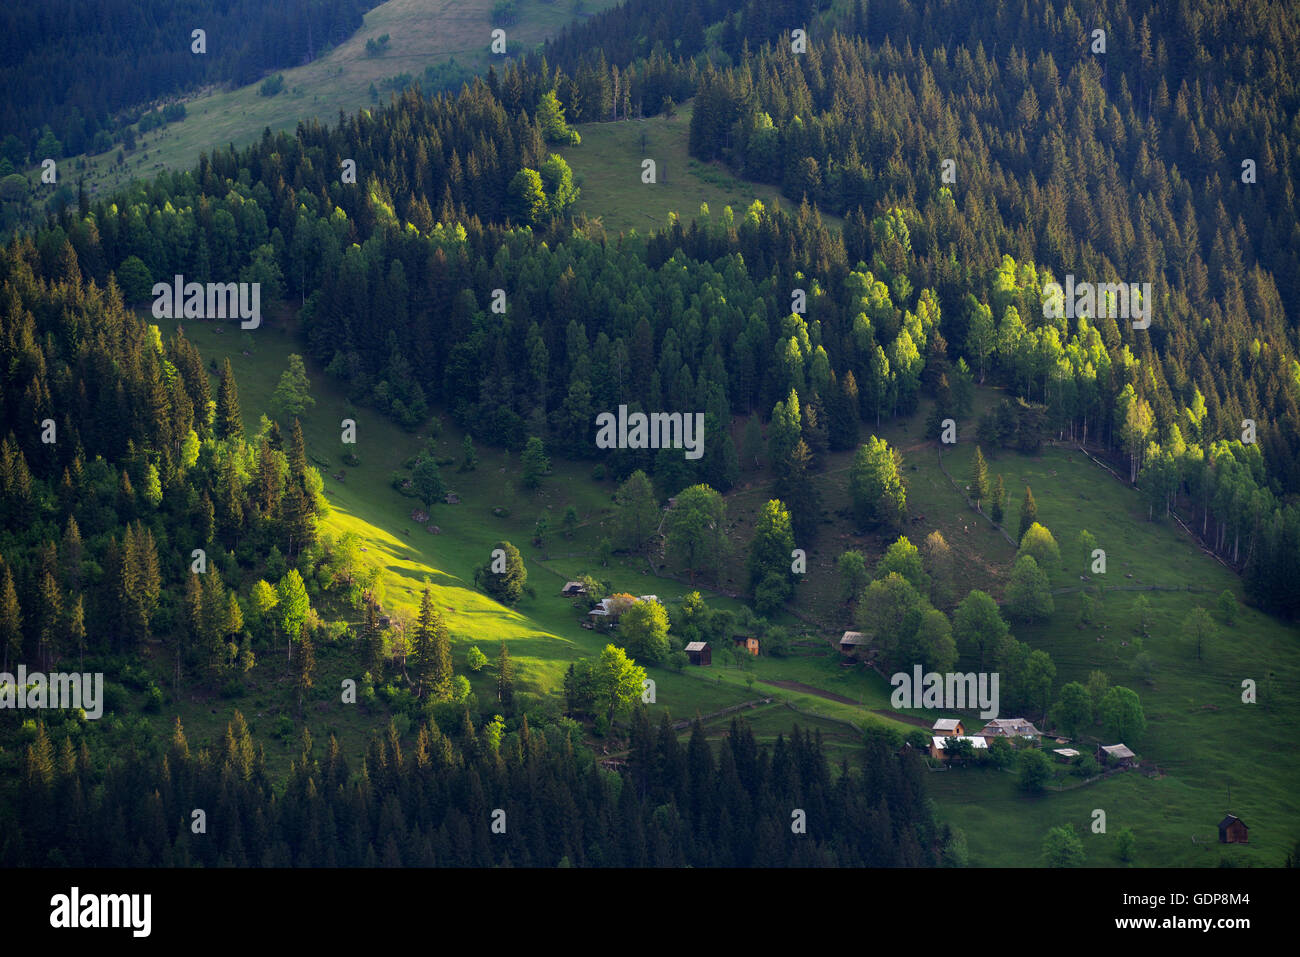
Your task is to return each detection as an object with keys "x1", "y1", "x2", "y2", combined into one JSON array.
[{"x1": 382, "y1": 562, "x2": 465, "y2": 592}]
